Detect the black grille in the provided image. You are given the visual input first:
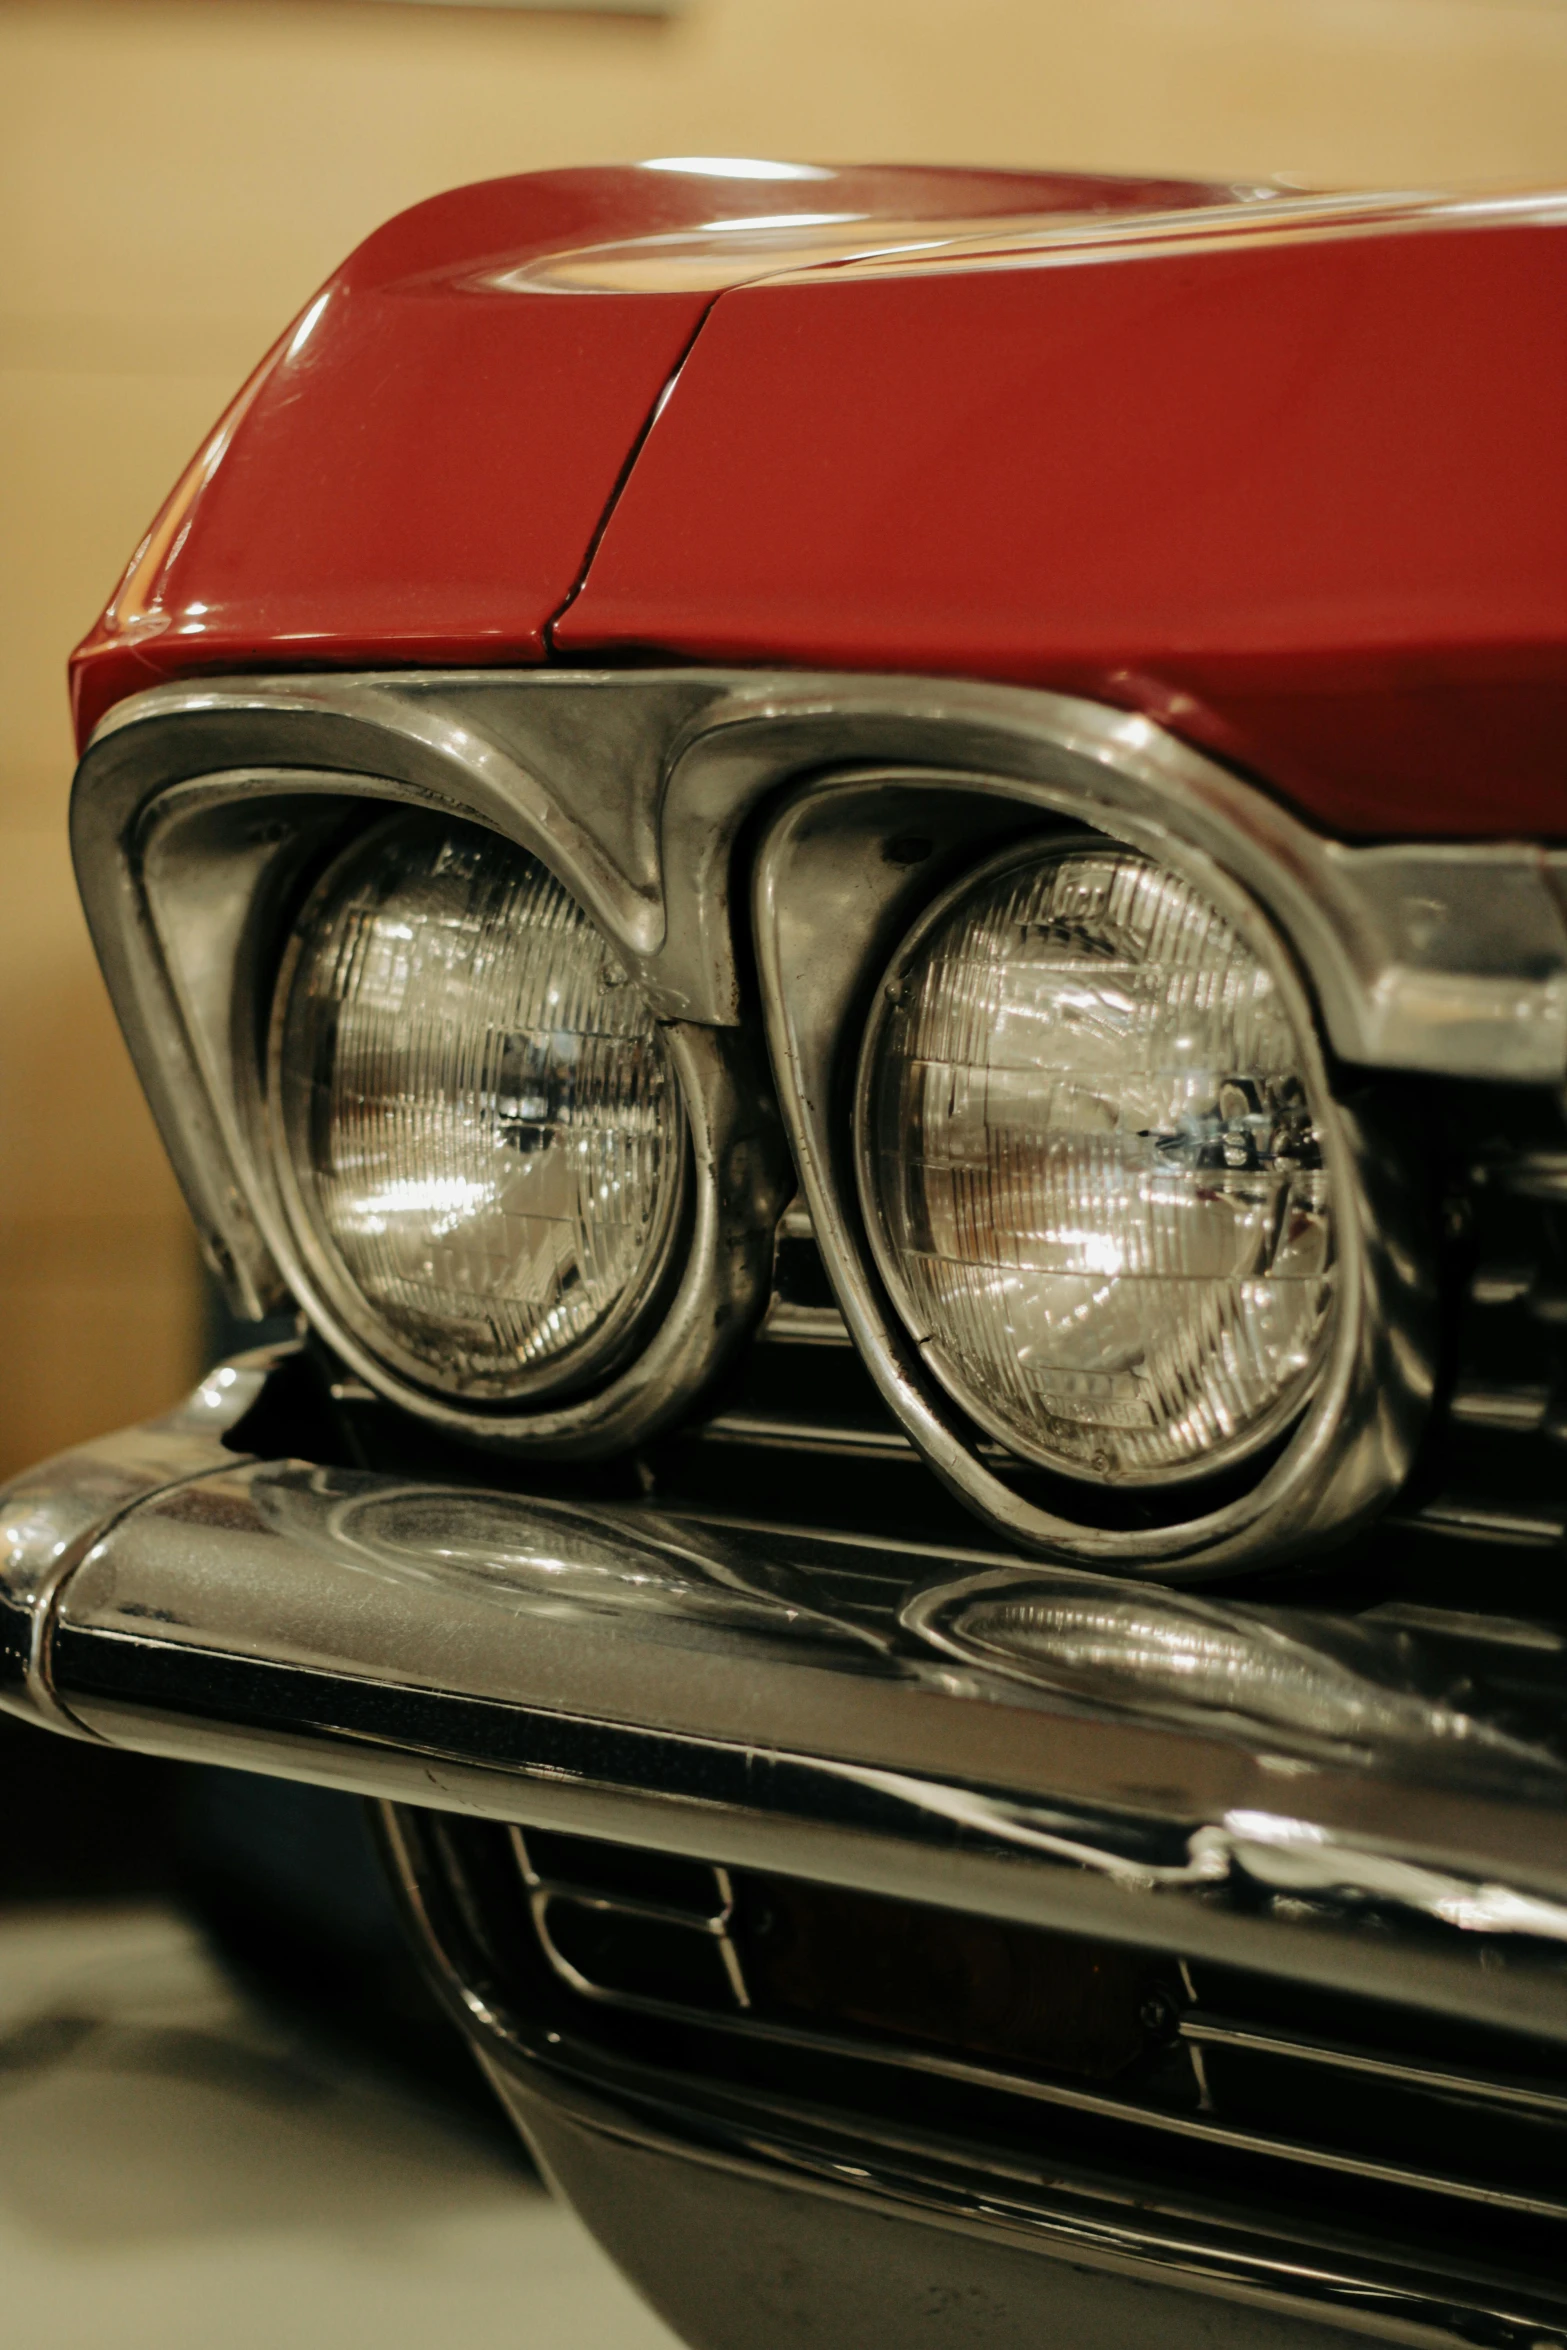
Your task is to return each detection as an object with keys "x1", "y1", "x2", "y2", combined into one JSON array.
[
  {"x1": 1407, "y1": 1082, "x2": 1567, "y2": 1554},
  {"x1": 647, "y1": 1080, "x2": 1567, "y2": 1614},
  {"x1": 506, "y1": 1827, "x2": 1567, "y2": 2240}
]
